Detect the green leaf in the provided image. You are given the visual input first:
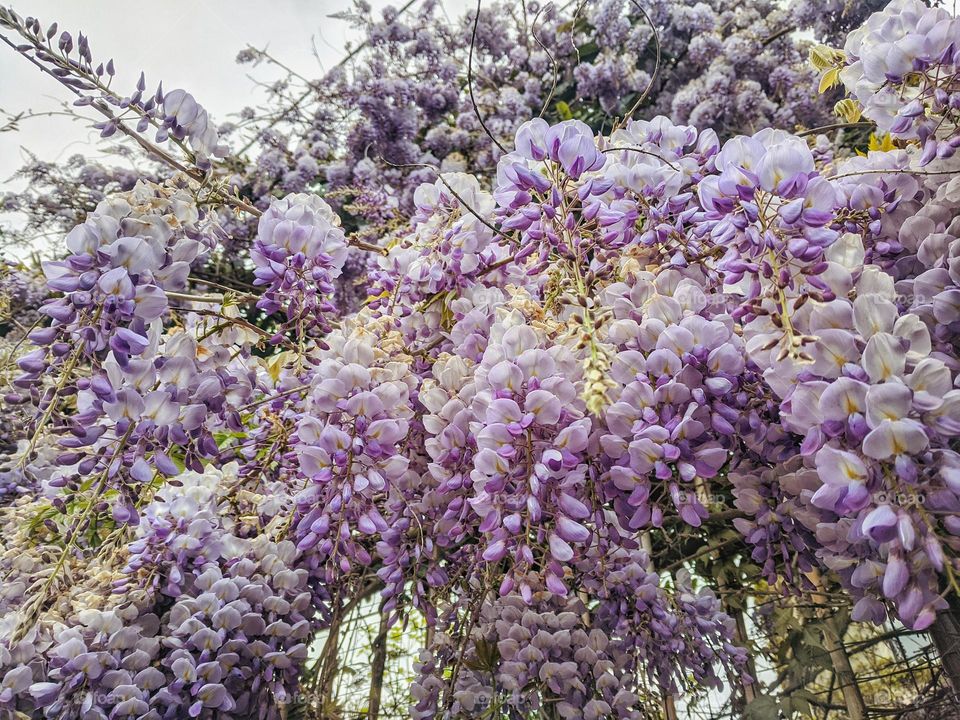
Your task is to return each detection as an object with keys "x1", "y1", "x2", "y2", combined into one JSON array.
[
  {"x1": 794, "y1": 625, "x2": 832, "y2": 669},
  {"x1": 835, "y1": 98, "x2": 863, "y2": 123},
  {"x1": 788, "y1": 689, "x2": 818, "y2": 716},
  {"x1": 818, "y1": 67, "x2": 840, "y2": 93},
  {"x1": 744, "y1": 694, "x2": 782, "y2": 720},
  {"x1": 576, "y1": 41, "x2": 599, "y2": 59},
  {"x1": 27, "y1": 503, "x2": 57, "y2": 533}
]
